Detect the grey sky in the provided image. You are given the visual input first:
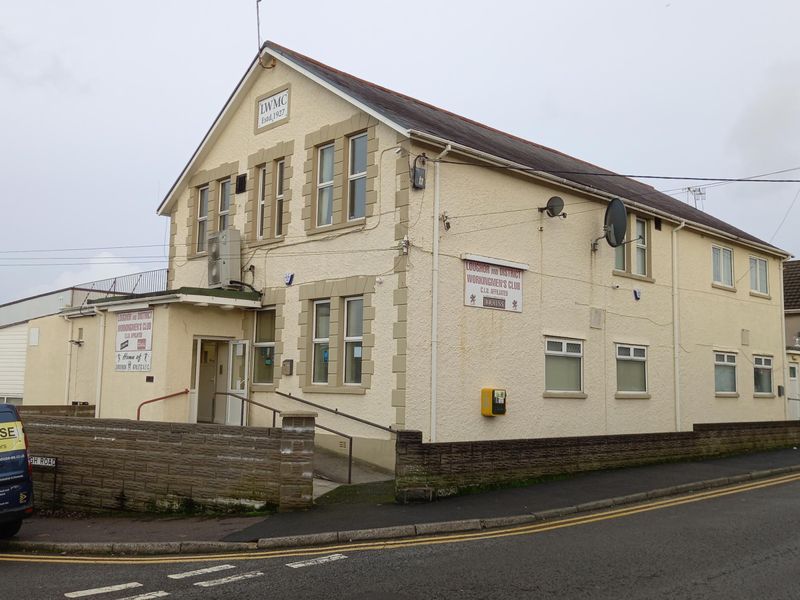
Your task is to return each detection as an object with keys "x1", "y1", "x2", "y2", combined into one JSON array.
[{"x1": 1, "y1": 0, "x2": 799, "y2": 304}]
